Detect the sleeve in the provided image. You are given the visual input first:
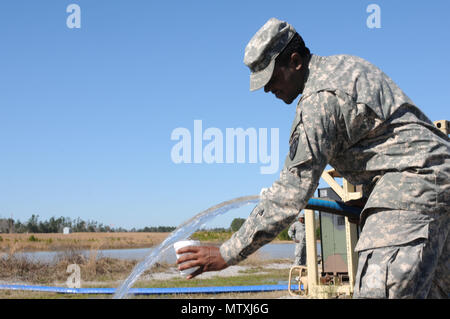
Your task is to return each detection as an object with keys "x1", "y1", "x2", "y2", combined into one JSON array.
[
  {"x1": 220, "y1": 91, "x2": 345, "y2": 265},
  {"x1": 287, "y1": 223, "x2": 295, "y2": 239}
]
